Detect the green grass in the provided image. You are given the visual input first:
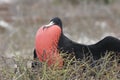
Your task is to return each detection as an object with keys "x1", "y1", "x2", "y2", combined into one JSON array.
[{"x1": 0, "y1": 52, "x2": 120, "y2": 80}]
